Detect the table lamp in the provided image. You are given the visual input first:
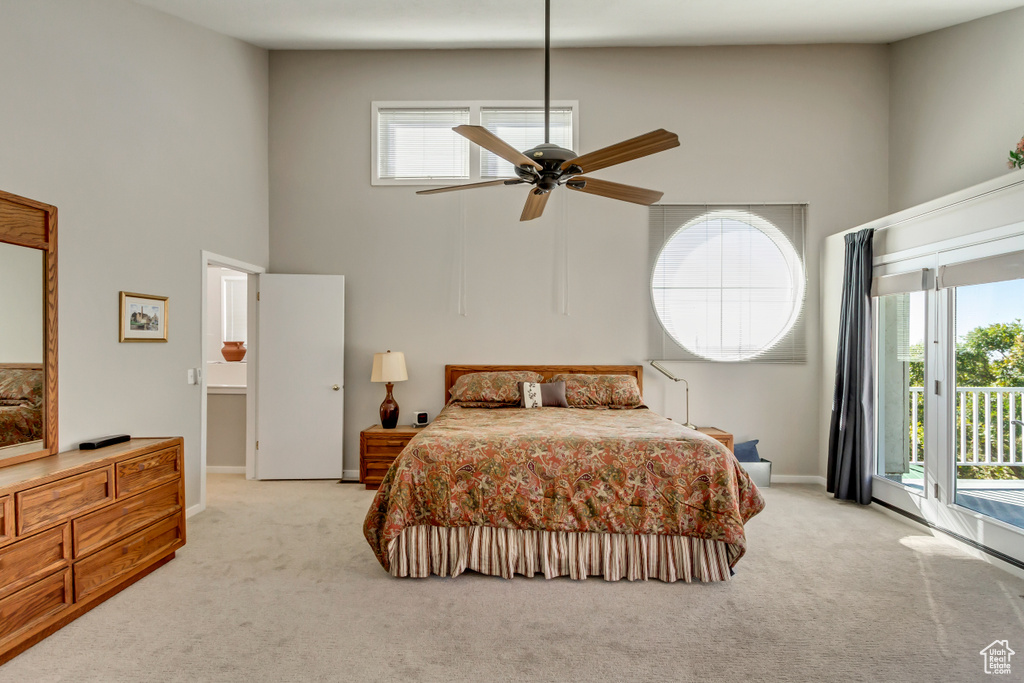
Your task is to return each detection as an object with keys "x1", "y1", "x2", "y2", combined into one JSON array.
[{"x1": 371, "y1": 350, "x2": 408, "y2": 429}]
